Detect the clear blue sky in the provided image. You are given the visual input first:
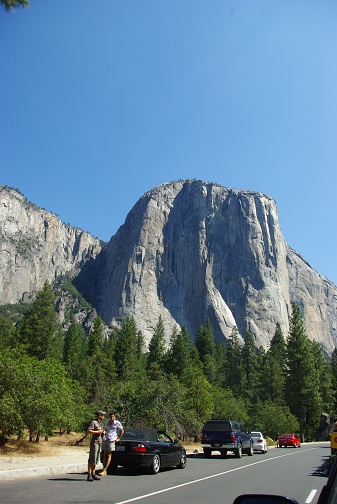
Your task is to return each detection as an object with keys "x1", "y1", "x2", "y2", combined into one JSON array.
[{"x1": 1, "y1": 1, "x2": 336, "y2": 285}]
